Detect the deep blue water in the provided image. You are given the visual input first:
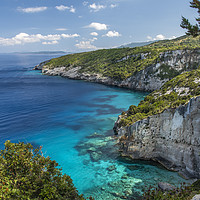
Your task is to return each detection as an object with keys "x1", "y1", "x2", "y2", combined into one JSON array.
[{"x1": 0, "y1": 54, "x2": 188, "y2": 199}]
